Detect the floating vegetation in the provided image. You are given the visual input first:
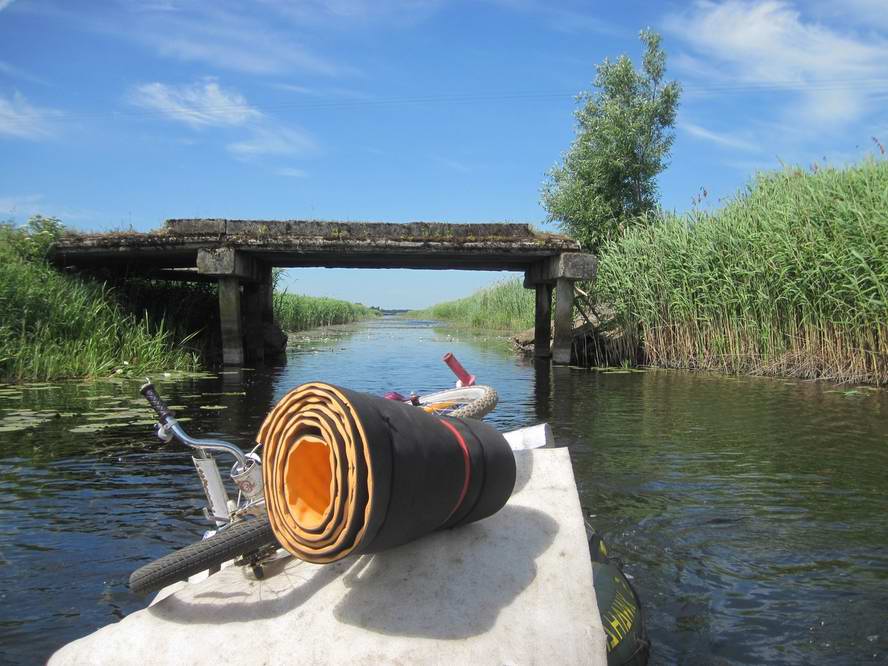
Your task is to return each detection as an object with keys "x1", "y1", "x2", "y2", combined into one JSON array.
[
  {"x1": 68, "y1": 424, "x2": 116, "y2": 434},
  {"x1": 0, "y1": 411, "x2": 56, "y2": 432}
]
